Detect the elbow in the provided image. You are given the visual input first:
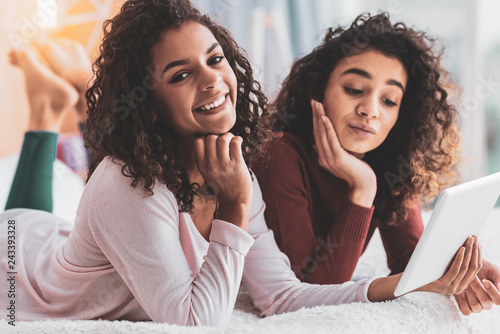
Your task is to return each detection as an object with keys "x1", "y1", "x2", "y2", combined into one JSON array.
[{"x1": 150, "y1": 300, "x2": 232, "y2": 327}]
